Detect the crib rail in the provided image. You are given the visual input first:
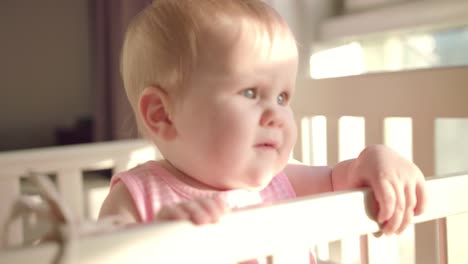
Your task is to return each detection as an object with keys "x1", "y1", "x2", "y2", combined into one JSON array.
[
  {"x1": 1, "y1": 172, "x2": 467, "y2": 264},
  {"x1": 0, "y1": 139, "x2": 159, "y2": 248},
  {"x1": 291, "y1": 66, "x2": 468, "y2": 264},
  {"x1": 0, "y1": 139, "x2": 156, "y2": 175}
]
